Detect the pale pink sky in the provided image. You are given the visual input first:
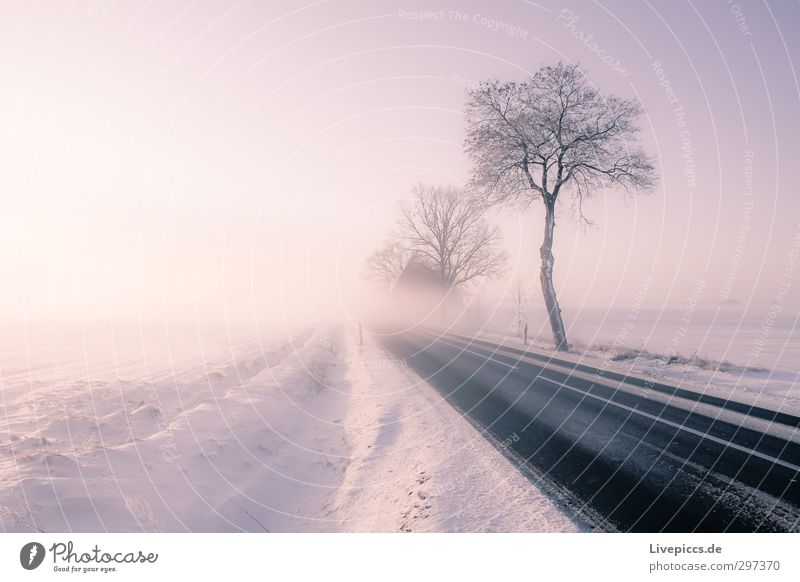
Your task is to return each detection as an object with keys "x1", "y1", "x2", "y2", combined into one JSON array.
[{"x1": 0, "y1": 0, "x2": 797, "y2": 325}]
